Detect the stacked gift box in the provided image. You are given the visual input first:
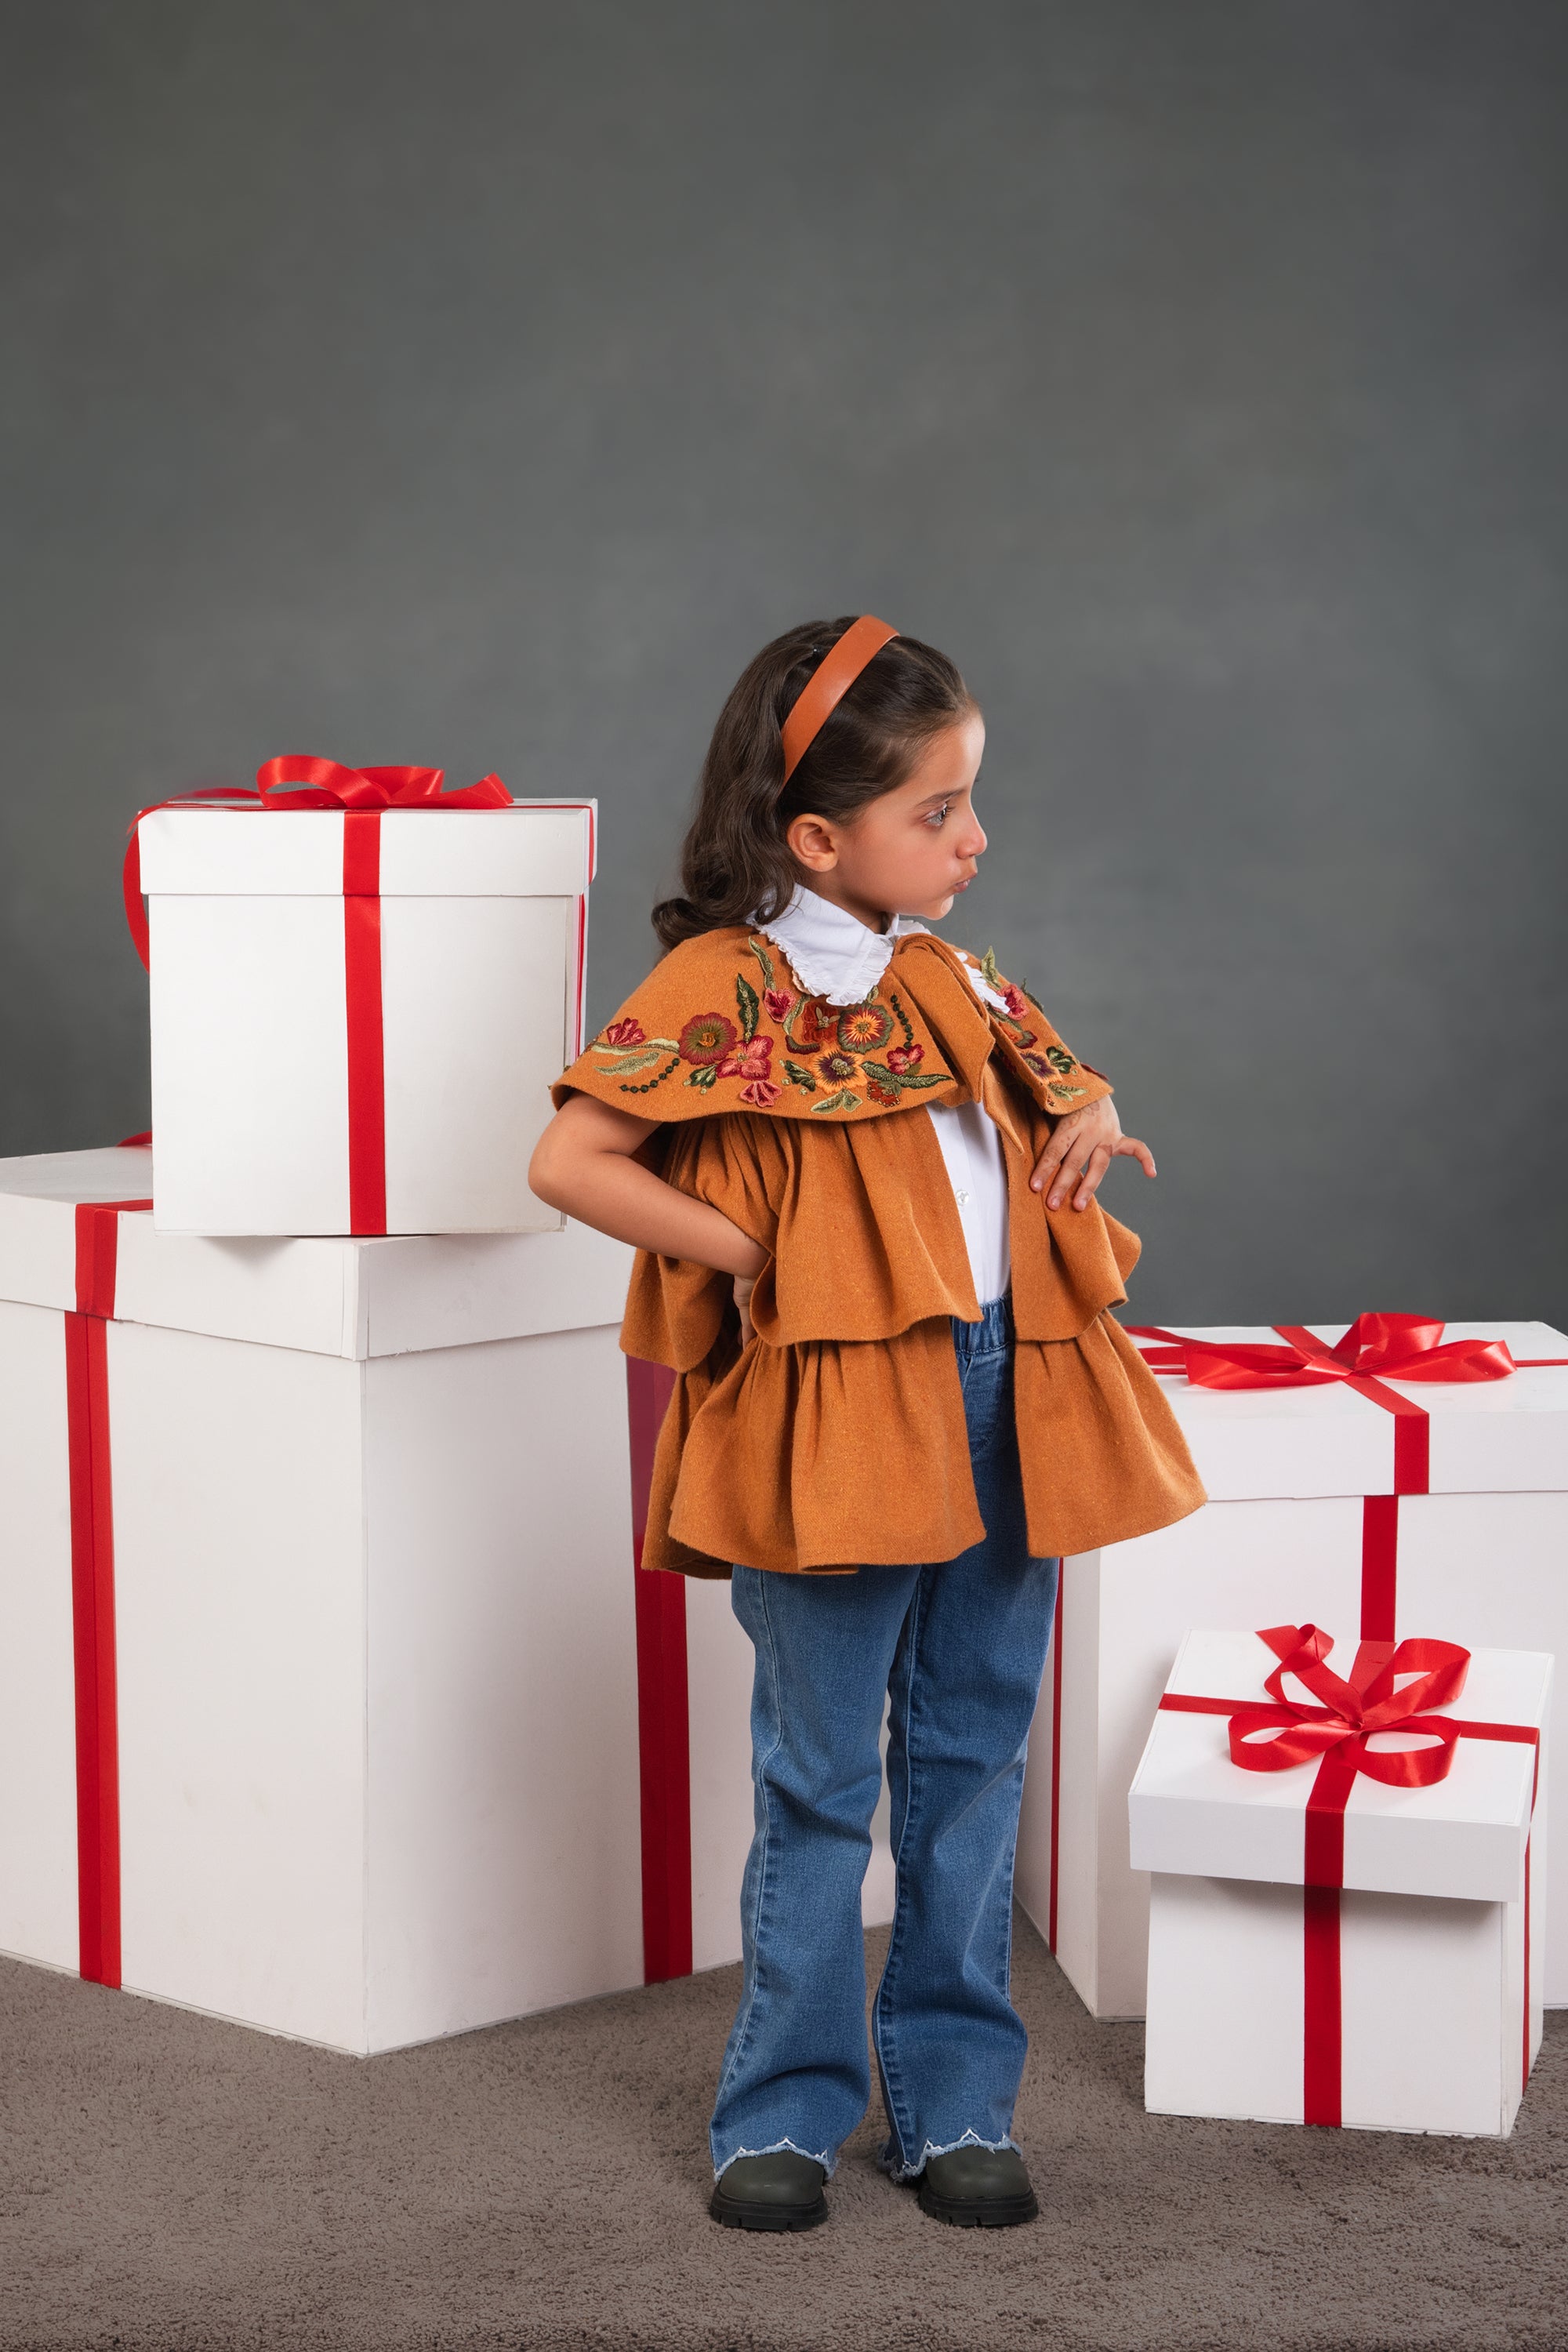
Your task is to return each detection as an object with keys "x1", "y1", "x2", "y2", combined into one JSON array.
[
  {"x1": 0, "y1": 764, "x2": 670, "y2": 2056},
  {"x1": 1014, "y1": 1313, "x2": 1566, "y2": 2136}
]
